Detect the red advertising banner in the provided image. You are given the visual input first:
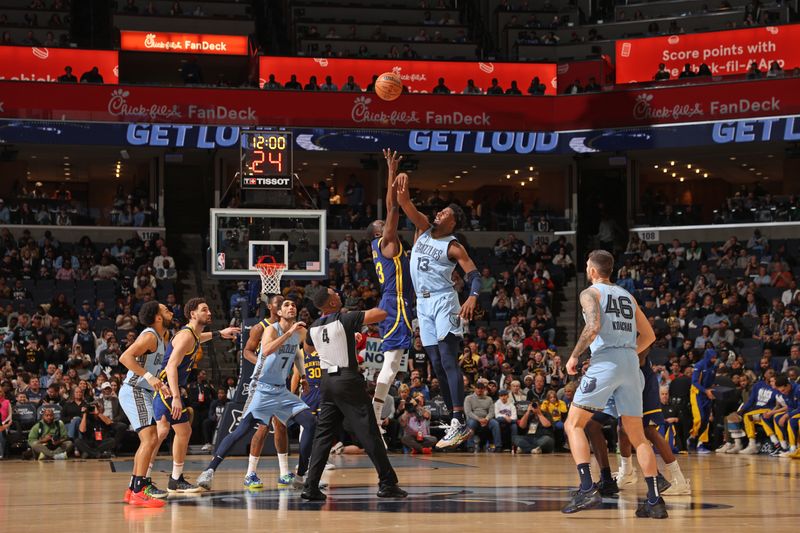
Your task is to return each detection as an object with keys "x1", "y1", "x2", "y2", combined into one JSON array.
[
  {"x1": 120, "y1": 31, "x2": 248, "y2": 56},
  {"x1": 616, "y1": 24, "x2": 800, "y2": 83},
  {"x1": 0, "y1": 78, "x2": 798, "y2": 131},
  {"x1": 259, "y1": 57, "x2": 558, "y2": 95},
  {"x1": 0, "y1": 46, "x2": 118, "y2": 84},
  {"x1": 556, "y1": 57, "x2": 613, "y2": 94}
]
